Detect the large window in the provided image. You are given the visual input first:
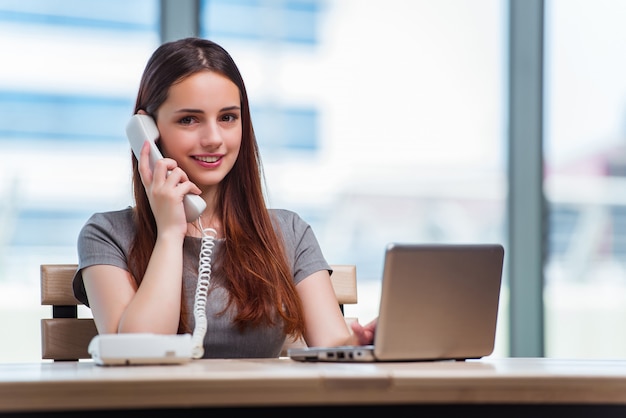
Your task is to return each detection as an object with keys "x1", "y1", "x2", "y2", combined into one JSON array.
[
  {"x1": 1, "y1": 0, "x2": 508, "y2": 362},
  {"x1": 5, "y1": 0, "x2": 626, "y2": 363},
  {"x1": 0, "y1": 0, "x2": 159, "y2": 362},
  {"x1": 201, "y1": 0, "x2": 508, "y2": 355},
  {"x1": 544, "y1": 0, "x2": 626, "y2": 357}
]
